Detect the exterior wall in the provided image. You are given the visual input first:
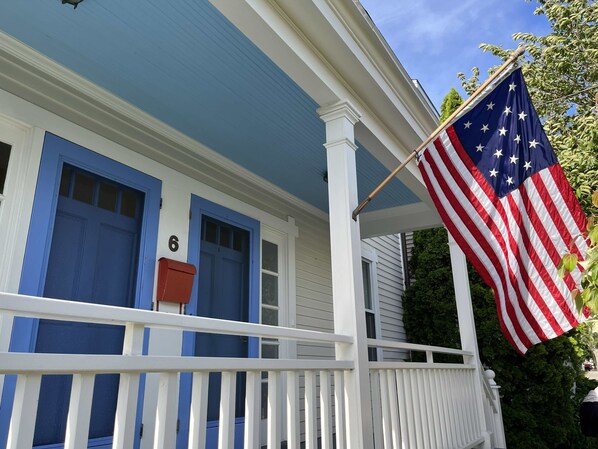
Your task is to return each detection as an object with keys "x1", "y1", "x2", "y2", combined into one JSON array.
[{"x1": 0, "y1": 86, "x2": 335, "y2": 444}]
